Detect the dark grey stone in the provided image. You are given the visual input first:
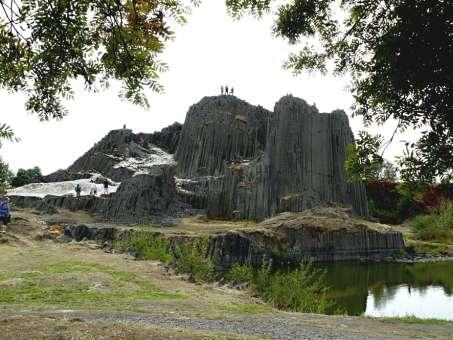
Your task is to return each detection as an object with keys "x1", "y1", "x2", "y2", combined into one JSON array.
[{"x1": 175, "y1": 96, "x2": 271, "y2": 178}]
